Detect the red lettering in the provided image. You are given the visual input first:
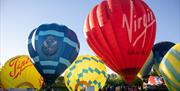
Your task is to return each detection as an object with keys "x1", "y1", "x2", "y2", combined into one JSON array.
[{"x1": 9, "y1": 57, "x2": 33, "y2": 79}]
